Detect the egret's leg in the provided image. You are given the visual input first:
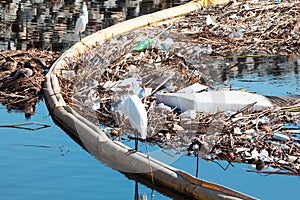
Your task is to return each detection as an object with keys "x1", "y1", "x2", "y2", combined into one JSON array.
[
  {"x1": 128, "y1": 139, "x2": 137, "y2": 152},
  {"x1": 79, "y1": 33, "x2": 82, "y2": 41},
  {"x1": 196, "y1": 154, "x2": 199, "y2": 178},
  {"x1": 134, "y1": 181, "x2": 139, "y2": 200},
  {"x1": 135, "y1": 138, "x2": 138, "y2": 151},
  {"x1": 129, "y1": 130, "x2": 138, "y2": 152},
  {"x1": 134, "y1": 129, "x2": 139, "y2": 151},
  {"x1": 145, "y1": 143, "x2": 154, "y2": 184}
]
